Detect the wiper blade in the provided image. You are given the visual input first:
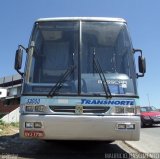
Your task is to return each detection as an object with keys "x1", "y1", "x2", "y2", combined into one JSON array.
[
  {"x1": 48, "y1": 65, "x2": 75, "y2": 97},
  {"x1": 96, "y1": 59, "x2": 112, "y2": 97},
  {"x1": 93, "y1": 52, "x2": 112, "y2": 98}
]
